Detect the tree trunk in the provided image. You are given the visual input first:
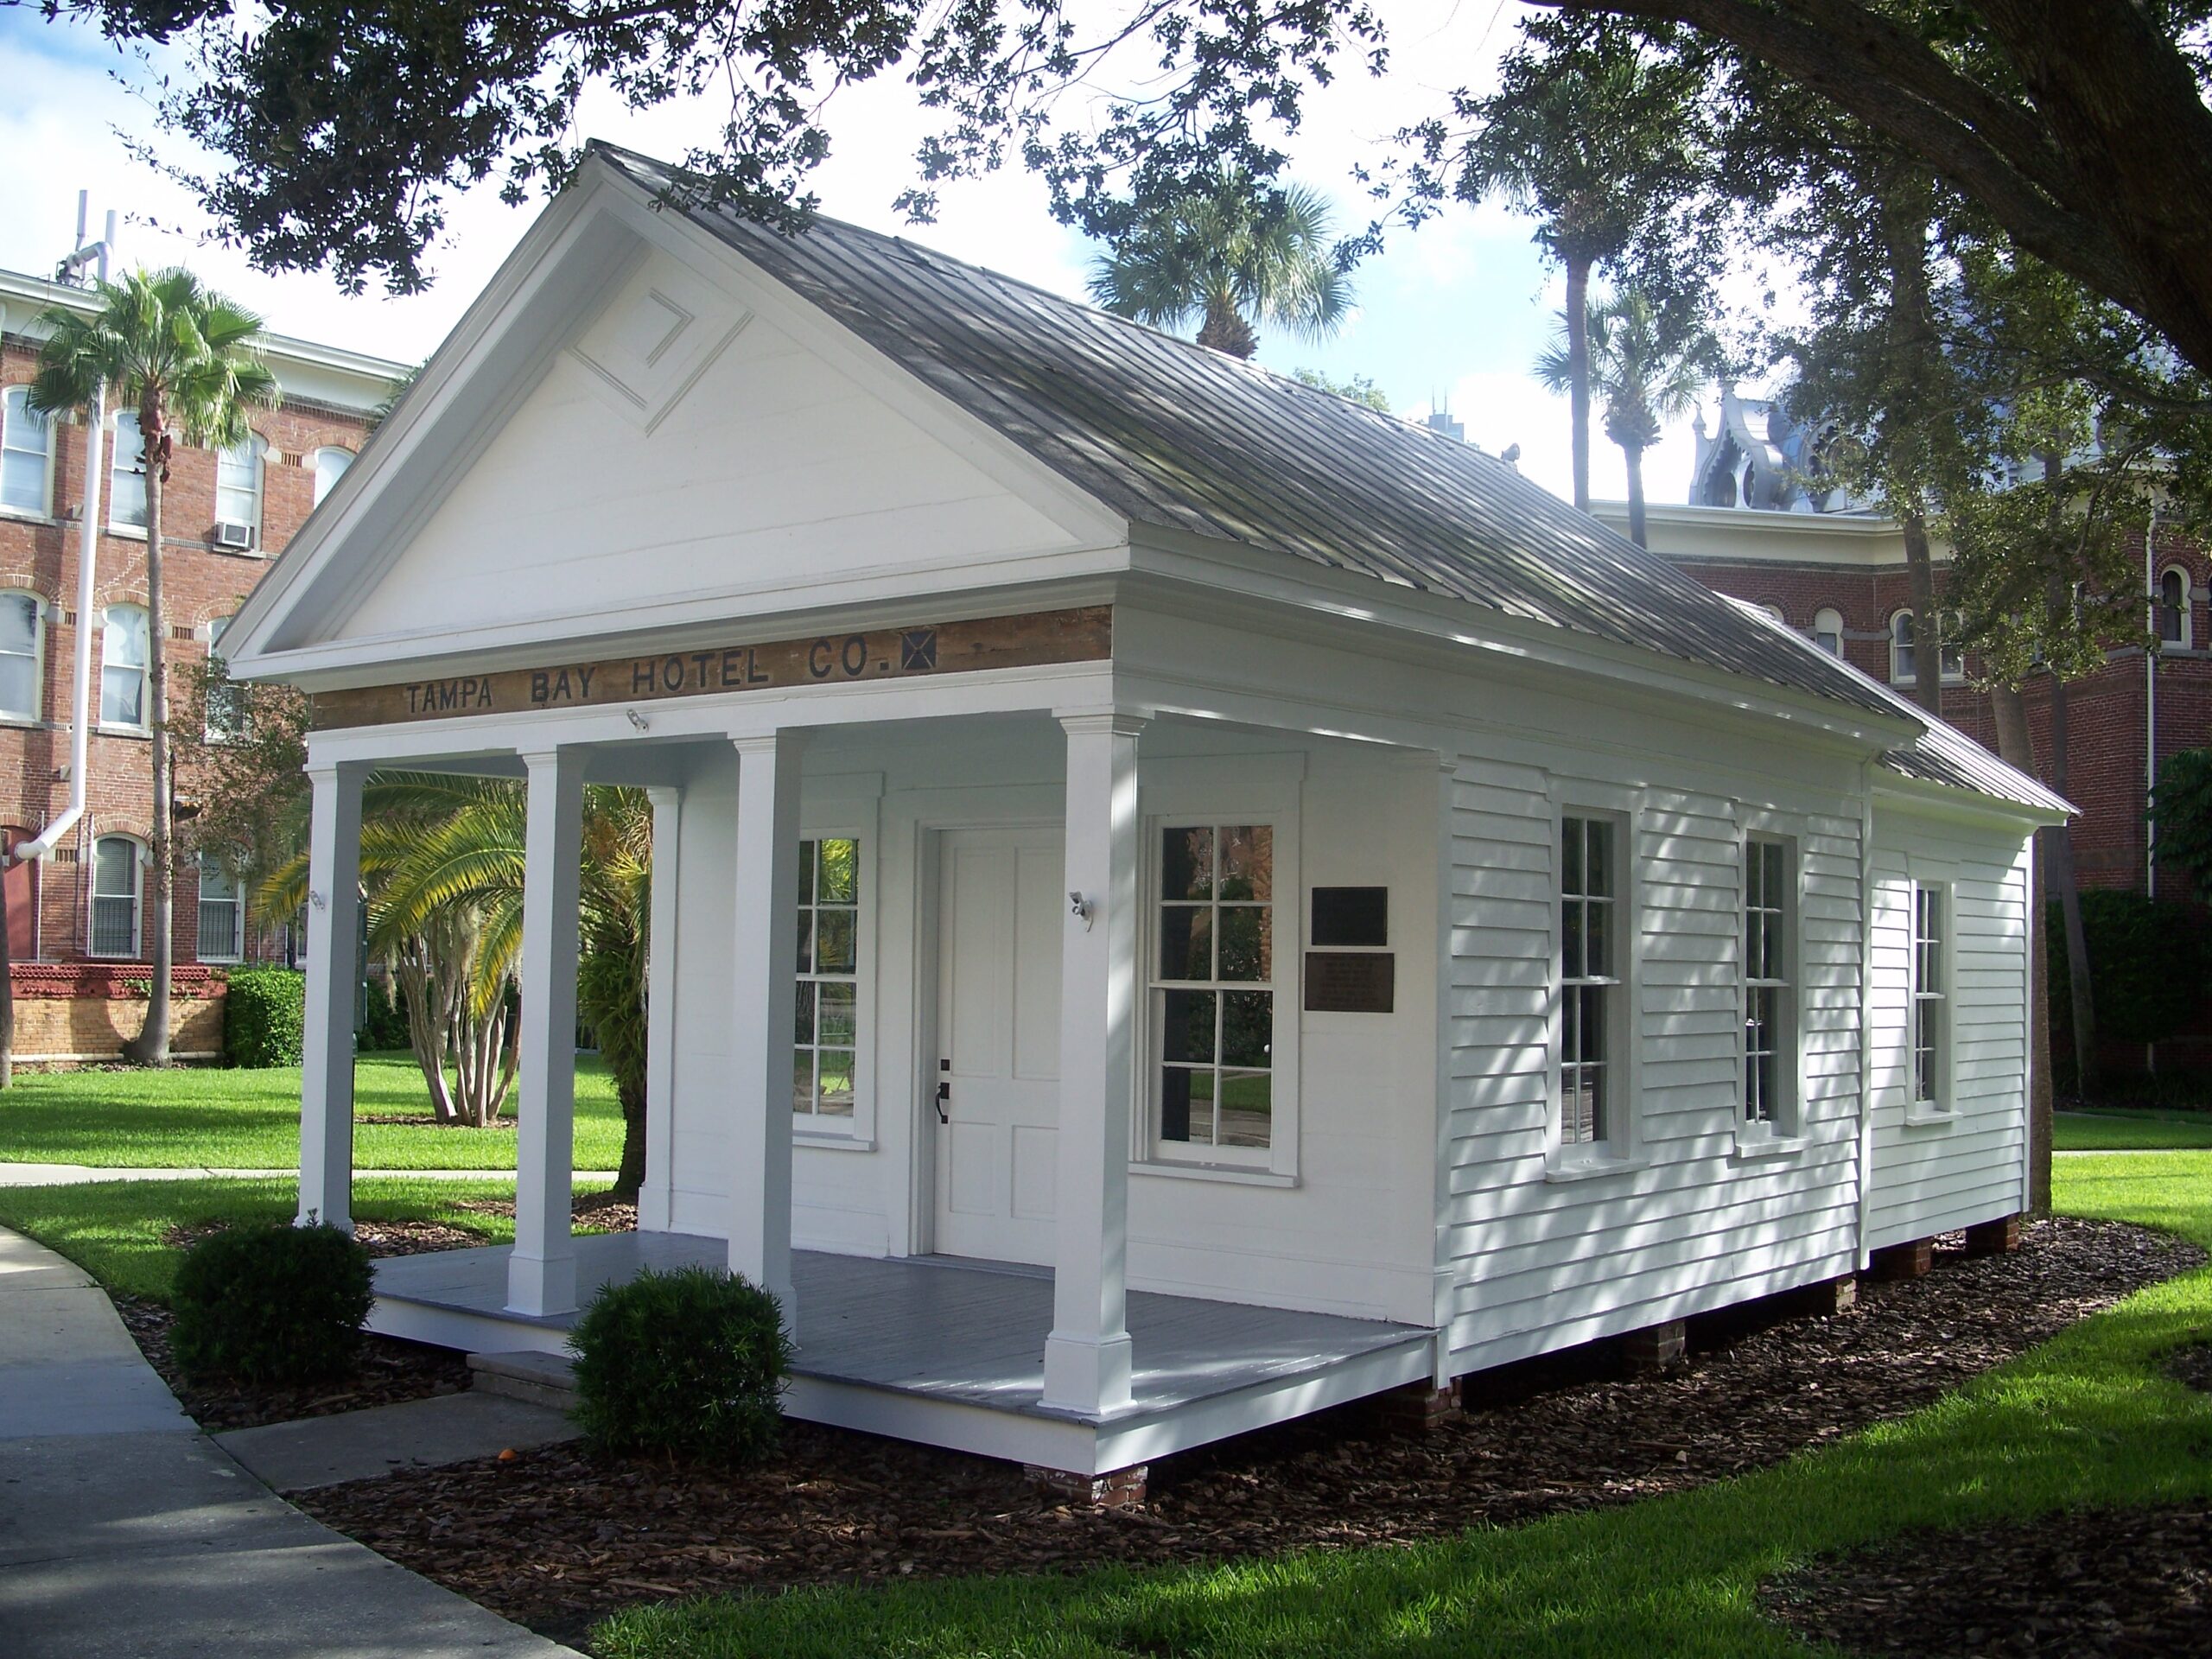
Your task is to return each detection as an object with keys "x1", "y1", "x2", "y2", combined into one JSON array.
[
  {"x1": 393, "y1": 942, "x2": 460, "y2": 1123},
  {"x1": 2045, "y1": 667, "x2": 2098, "y2": 1096},
  {"x1": 1900, "y1": 510, "x2": 1944, "y2": 716},
  {"x1": 613, "y1": 1071, "x2": 646, "y2": 1199},
  {"x1": 1990, "y1": 684, "x2": 2052, "y2": 1212},
  {"x1": 1196, "y1": 293, "x2": 1257, "y2": 359},
  {"x1": 124, "y1": 397, "x2": 173, "y2": 1066},
  {"x1": 0, "y1": 836, "x2": 15, "y2": 1091},
  {"x1": 1567, "y1": 255, "x2": 1592, "y2": 512},
  {"x1": 1624, "y1": 442, "x2": 1649, "y2": 548}
]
